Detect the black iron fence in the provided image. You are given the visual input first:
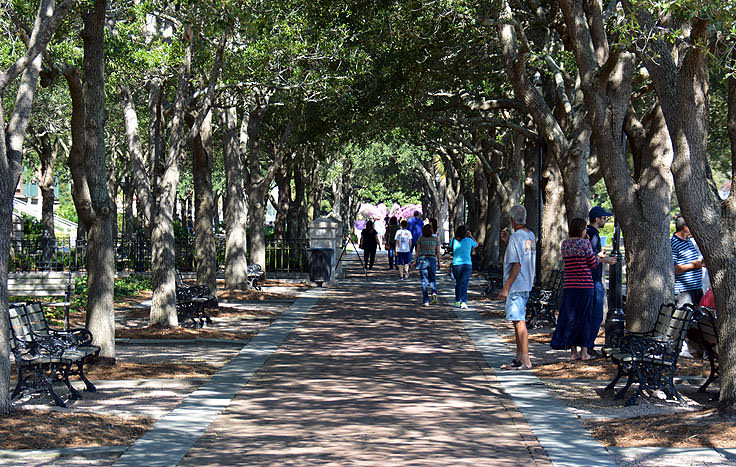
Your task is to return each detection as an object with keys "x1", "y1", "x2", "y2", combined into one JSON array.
[{"x1": 8, "y1": 233, "x2": 309, "y2": 275}]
